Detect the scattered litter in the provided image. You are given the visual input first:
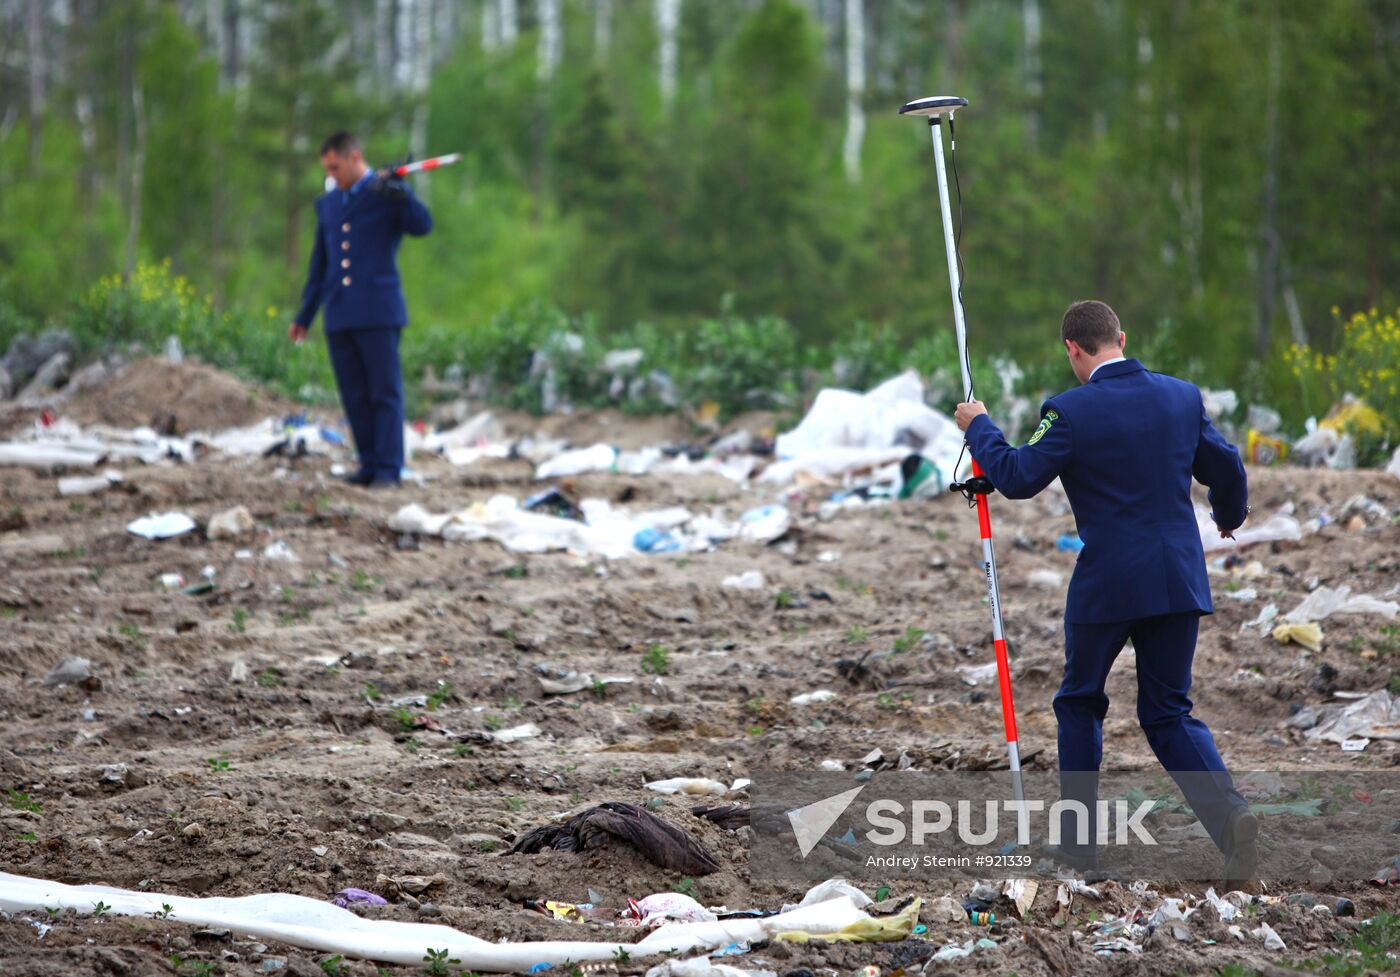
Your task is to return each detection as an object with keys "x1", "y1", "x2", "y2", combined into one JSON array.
[
  {"x1": 1199, "y1": 505, "x2": 1302, "y2": 552},
  {"x1": 1204, "y1": 887, "x2": 1236, "y2": 921},
  {"x1": 535, "y1": 668, "x2": 633, "y2": 695},
  {"x1": 1003, "y1": 879, "x2": 1038, "y2": 918},
  {"x1": 775, "y1": 896, "x2": 920, "y2": 943},
  {"x1": 722, "y1": 571, "x2": 766, "y2": 590},
  {"x1": 771, "y1": 371, "x2": 965, "y2": 489},
  {"x1": 1027, "y1": 569, "x2": 1064, "y2": 589},
  {"x1": 207, "y1": 505, "x2": 256, "y2": 540},
  {"x1": 1305, "y1": 689, "x2": 1400, "y2": 745},
  {"x1": 491, "y1": 723, "x2": 542, "y2": 744},
  {"x1": 262, "y1": 540, "x2": 299, "y2": 562},
  {"x1": 126, "y1": 512, "x2": 196, "y2": 540},
  {"x1": 524, "y1": 488, "x2": 585, "y2": 522},
  {"x1": 535, "y1": 444, "x2": 617, "y2": 480},
  {"x1": 57, "y1": 469, "x2": 123, "y2": 496},
  {"x1": 1055, "y1": 533, "x2": 1084, "y2": 553},
  {"x1": 1283, "y1": 585, "x2": 1398, "y2": 624},
  {"x1": 332, "y1": 888, "x2": 388, "y2": 909},
  {"x1": 42, "y1": 656, "x2": 95, "y2": 689},
  {"x1": 626, "y1": 893, "x2": 718, "y2": 925},
  {"x1": 645, "y1": 778, "x2": 729, "y2": 796},
  {"x1": 780, "y1": 879, "x2": 872, "y2": 914},
  {"x1": 737, "y1": 505, "x2": 790, "y2": 544},
  {"x1": 1372, "y1": 855, "x2": 1400, "y2": 885},
  {"x1": 1253, "y1": 921, "x2": 1287, "y2": 951},
  {"x1": 1271, "y1": 622, "x2": 1323, "y2": 652},
  {"x1": 509, "y1": 801, "x2": 721, "y2": 875},
  {"x1": 790, "y1": 690, "x2": 837, "y2": 706}
]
